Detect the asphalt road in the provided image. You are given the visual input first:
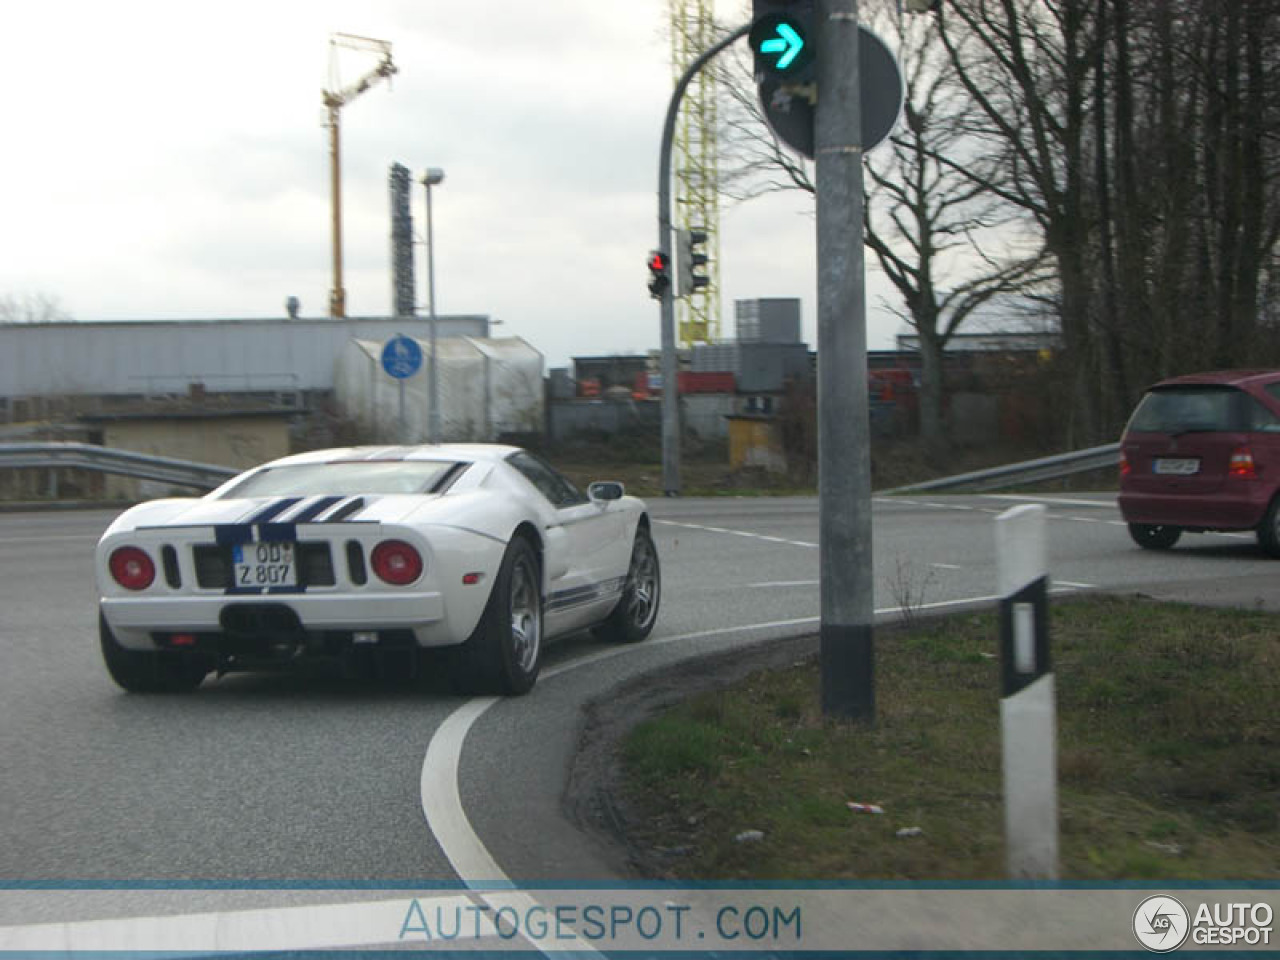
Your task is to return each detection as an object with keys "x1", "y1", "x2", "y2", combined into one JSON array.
[{"x1": 1, "y1": 494, "x2": 1276, "y2": 909}]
